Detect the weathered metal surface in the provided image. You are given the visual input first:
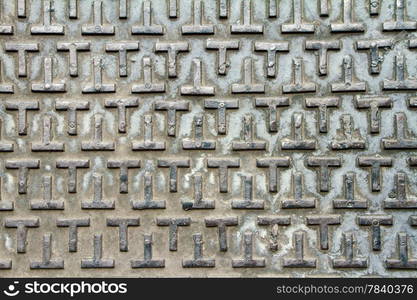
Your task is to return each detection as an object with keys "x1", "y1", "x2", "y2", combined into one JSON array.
[{"x1": 0, "y1": 0, "x2": 416, "y2": 277}]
